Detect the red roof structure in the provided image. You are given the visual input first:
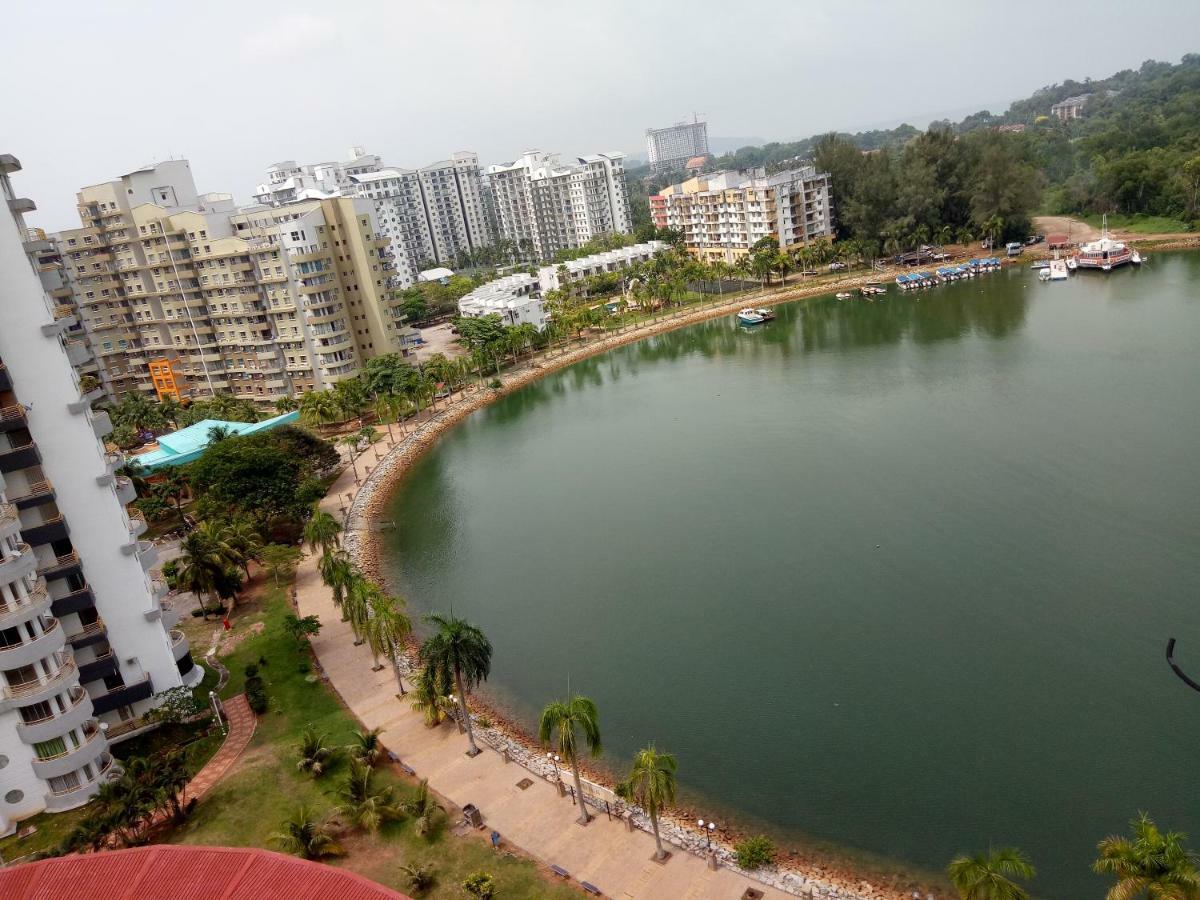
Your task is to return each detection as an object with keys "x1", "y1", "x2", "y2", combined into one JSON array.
[
  {"x1": 0, "y1": 845, "x2": 412, "y2": 900},
  {"x1": 1047, "y1": 233, "x2": 1070, "y2": 248}
]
